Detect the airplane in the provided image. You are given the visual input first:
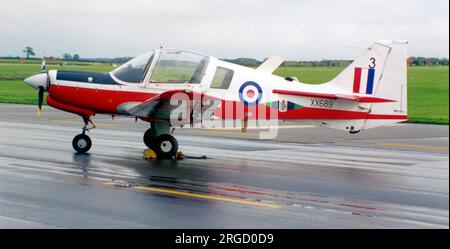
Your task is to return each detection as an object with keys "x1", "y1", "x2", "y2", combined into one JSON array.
[{"x1": 24, "y1": 40, "x2": 408, "y2": 159}]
